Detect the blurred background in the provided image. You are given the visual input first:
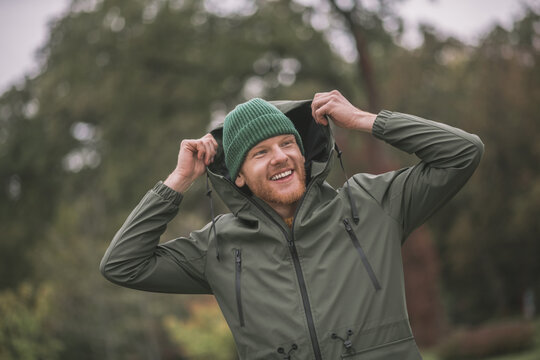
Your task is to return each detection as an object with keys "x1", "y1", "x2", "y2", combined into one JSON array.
[{"x1": 0, "y1": 0, "x2": 539, "y2": 359}]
